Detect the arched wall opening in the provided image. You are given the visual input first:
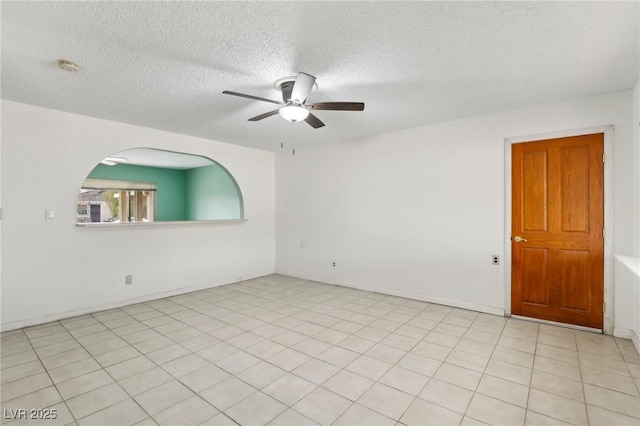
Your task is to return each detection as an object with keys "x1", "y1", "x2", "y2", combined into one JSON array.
[{"x1": 77, "y1": 148, "x2": 244, "y2": 224}]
